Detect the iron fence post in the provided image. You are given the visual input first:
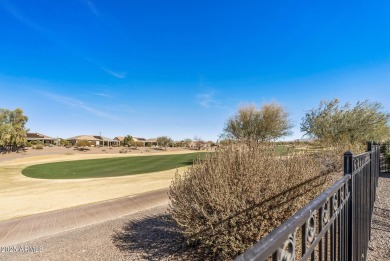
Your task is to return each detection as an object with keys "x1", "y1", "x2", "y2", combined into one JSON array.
[{"x1": 344, "y1": 151, "x2": 354, "y2": 261}]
